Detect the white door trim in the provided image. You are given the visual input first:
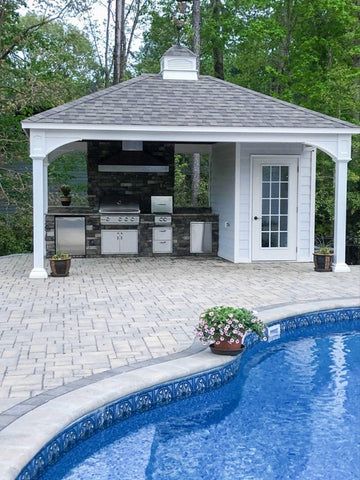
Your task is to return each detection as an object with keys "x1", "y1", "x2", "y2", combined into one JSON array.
[{"x1": 251, "y1": 155, "x2": 299, "y2": 261}]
